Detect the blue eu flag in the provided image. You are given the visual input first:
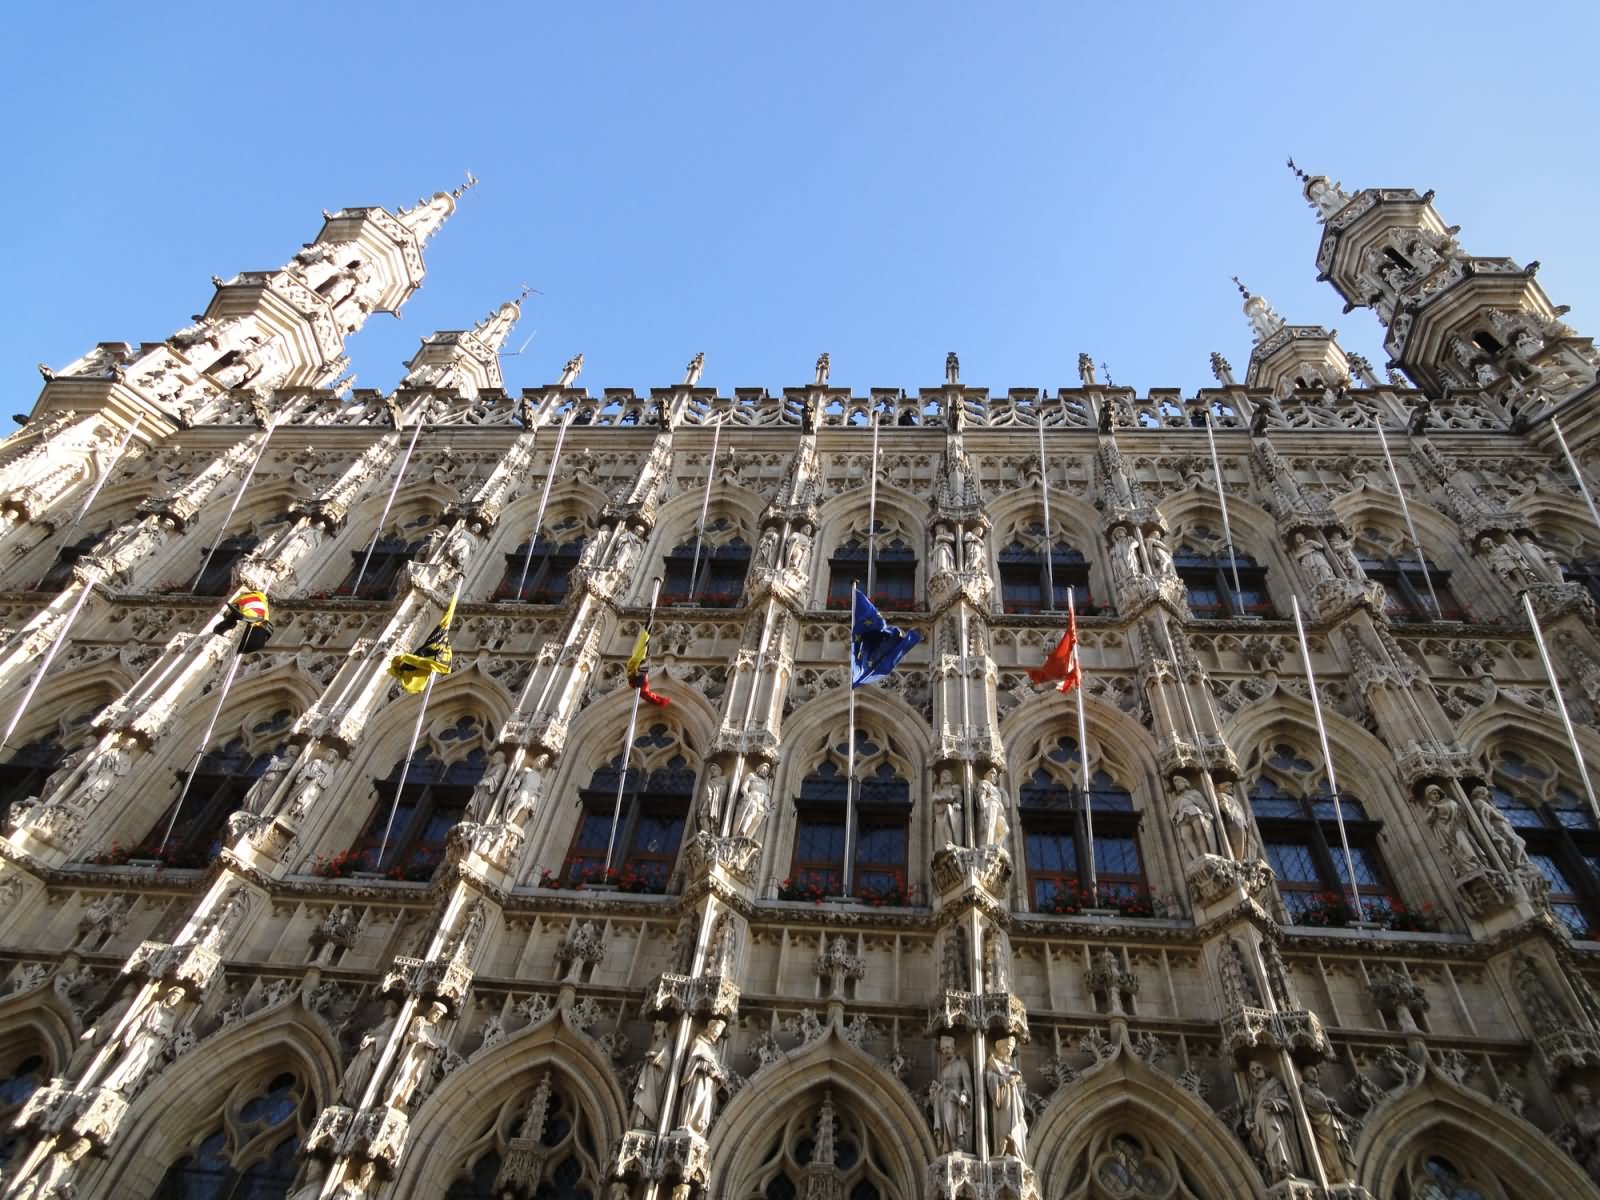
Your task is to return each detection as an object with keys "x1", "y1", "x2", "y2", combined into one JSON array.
[{"x1": 851, "y1": 590, "x2": 922, "y2": 687}]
